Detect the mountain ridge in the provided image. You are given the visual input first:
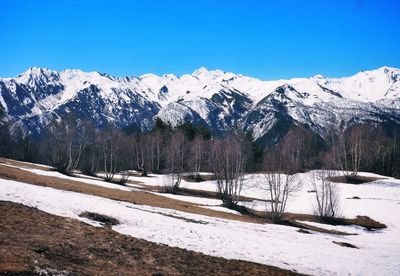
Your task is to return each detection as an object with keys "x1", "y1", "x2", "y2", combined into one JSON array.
[{"x1": 1, "y1": 66, "x2": 400, "y2": 143}]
